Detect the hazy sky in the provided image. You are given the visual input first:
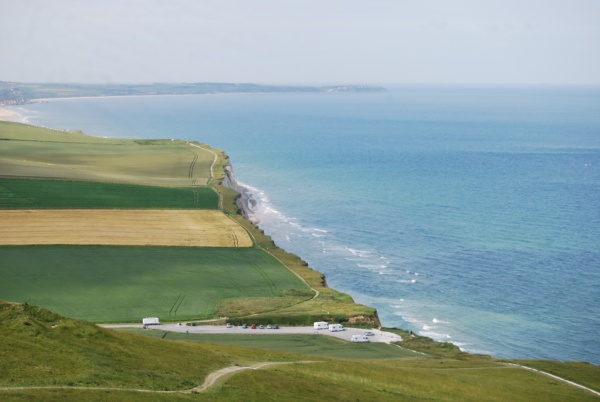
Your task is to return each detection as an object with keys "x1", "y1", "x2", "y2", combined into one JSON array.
[{"x1": 1, "y1": 0, "x2": 599, "y2": 85}]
